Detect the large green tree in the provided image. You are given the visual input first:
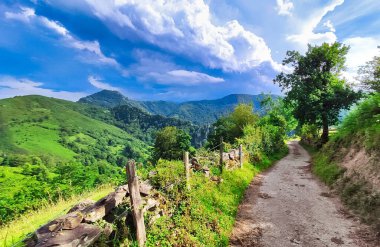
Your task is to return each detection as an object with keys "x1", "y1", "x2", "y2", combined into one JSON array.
[
  {"x1": 207, "y1": 104, "x2": 259, "y2": 146},
  {"x1": 153, "y1": 126, "x2": 193, "y2": 162},
  {"x1": 274, "y1": 42, "x2": 361, "y2": 144}
]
